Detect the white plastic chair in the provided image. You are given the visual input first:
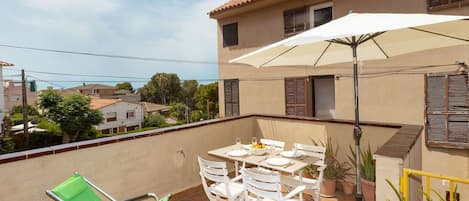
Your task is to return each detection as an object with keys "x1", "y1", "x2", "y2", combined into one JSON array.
[
  {"x1": 198, "y1": 156, "x2": 244, "y2": 201},
  {"x1": 281, "y1": 143, "x2": 326, "y2": 201},
  {"x1": 241, "y1": 168, "x2": 306, "y2": 201},
  {"x1": 260, "y1": 138, "x2": 285, "y2": 151}
]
